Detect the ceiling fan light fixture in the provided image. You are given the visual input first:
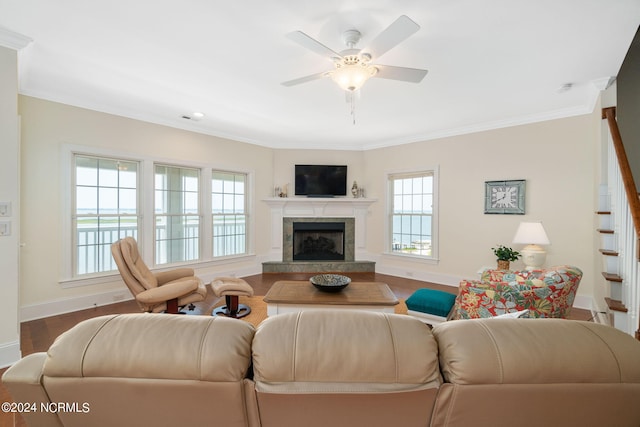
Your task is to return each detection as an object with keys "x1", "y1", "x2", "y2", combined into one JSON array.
[{"x1": 330, "y1": 57, "x2": 378, "y2": 92}]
